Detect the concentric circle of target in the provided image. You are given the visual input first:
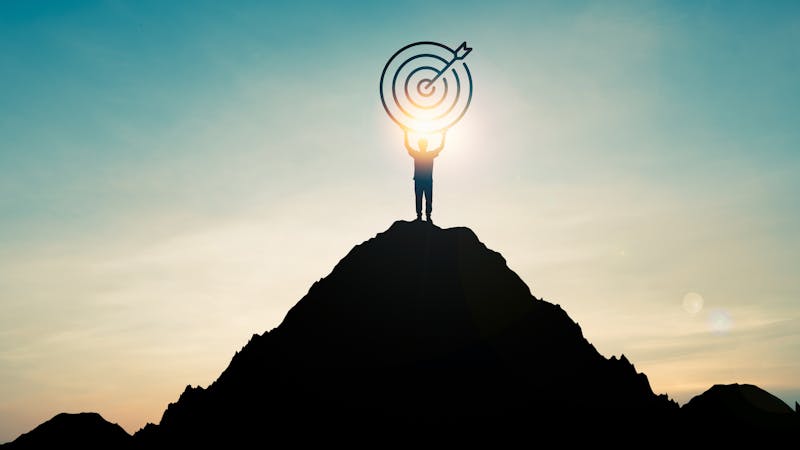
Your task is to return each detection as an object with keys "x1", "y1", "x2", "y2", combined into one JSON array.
[{"x1": 380, "y1": 41, "x2": 473, "y2": 134}]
